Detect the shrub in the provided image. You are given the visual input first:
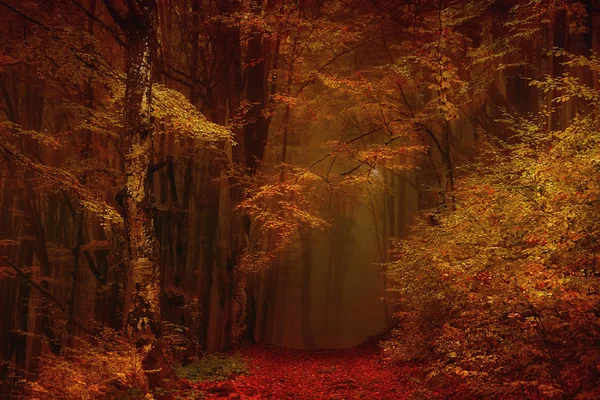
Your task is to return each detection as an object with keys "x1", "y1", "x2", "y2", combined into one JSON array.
[
  {"x1": 385, "y1": 55, "x2": 600, "y2": 399},
  {"x1": 26, "y1": 329, "x2": 147, "y2": 400}
]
